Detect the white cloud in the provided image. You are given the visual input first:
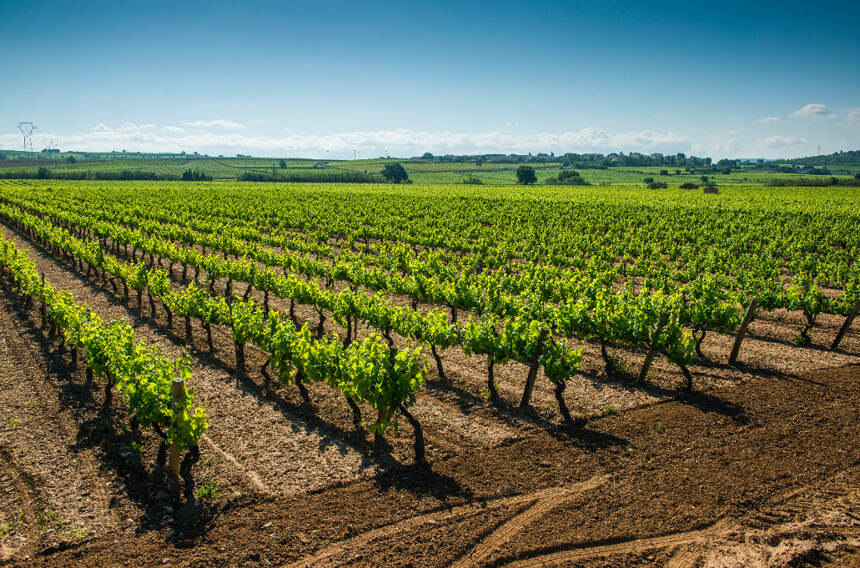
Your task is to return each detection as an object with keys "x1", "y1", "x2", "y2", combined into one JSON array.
[
  {"x1": 790, "y1": 103, "x2": 834, "y2": 119},
  {"x1": 249, "y1": 119, "x2": 264, "y2": 125},
  {"x1": 758, "y1": 116, "x2": 780, "y2": 123},
  {"x1": 842, "y1": 108, "x2": 860, "y2": 122},
  {"x1": 758, "y1": 136, "x2": 807, "y2": 148},
  {"x1": 504, "y1": 122, "x2": 520, "y2": 127},
  {"x1": 181, "y1": 119, "x2": 246, "y2": 129},
  {"x1": 0, "y1": 124, "x2": 693, "y2": 159}
]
